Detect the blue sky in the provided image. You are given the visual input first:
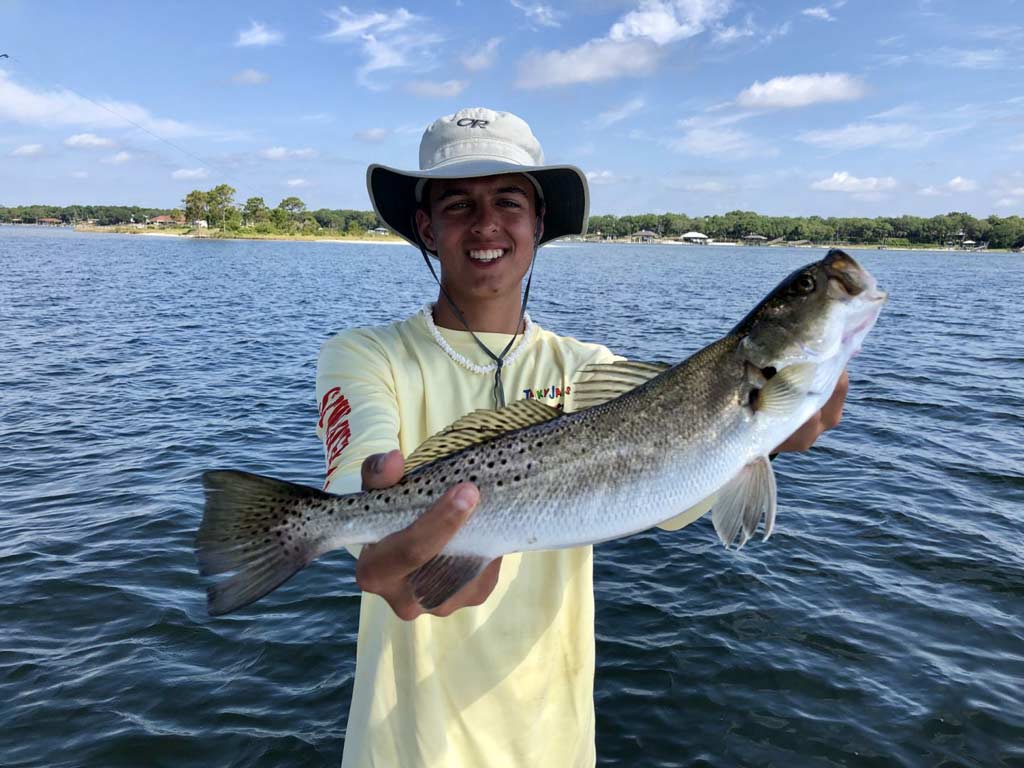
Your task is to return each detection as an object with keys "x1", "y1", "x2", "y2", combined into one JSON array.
[{"x1": 2, "y1": 0, "x2": 1022, "y2": 216}]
